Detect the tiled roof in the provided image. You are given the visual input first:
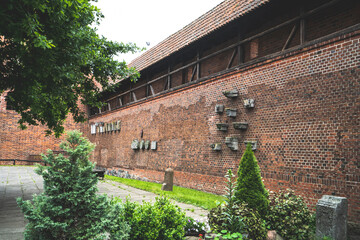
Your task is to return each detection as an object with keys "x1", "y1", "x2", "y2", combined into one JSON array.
[{"x1": 128, "y1": 0, "x2": 271, "y2": 72}]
